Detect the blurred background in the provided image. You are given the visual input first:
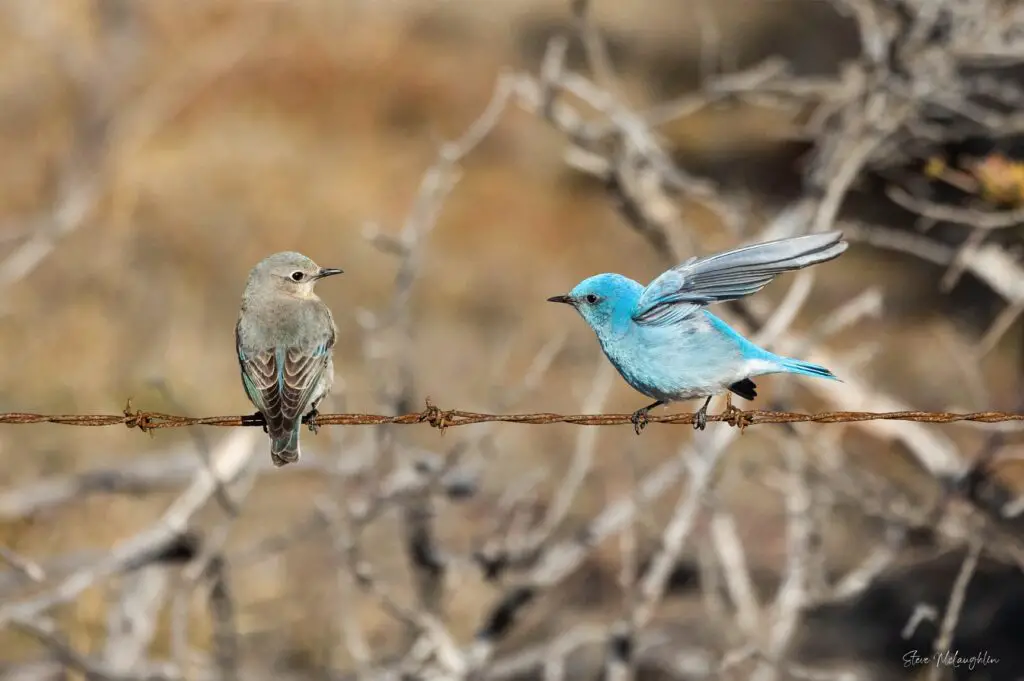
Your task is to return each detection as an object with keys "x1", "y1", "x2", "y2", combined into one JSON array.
[{"x1": 1, "y1": 1, "x2": 1023, "y2": 680}]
